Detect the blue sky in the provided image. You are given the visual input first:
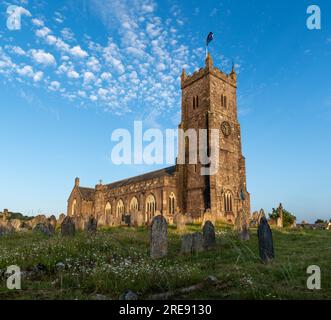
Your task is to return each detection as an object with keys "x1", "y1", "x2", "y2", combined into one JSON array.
[{"x1": 0, "y1": 0, "x2": 330, "y2": 222}]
